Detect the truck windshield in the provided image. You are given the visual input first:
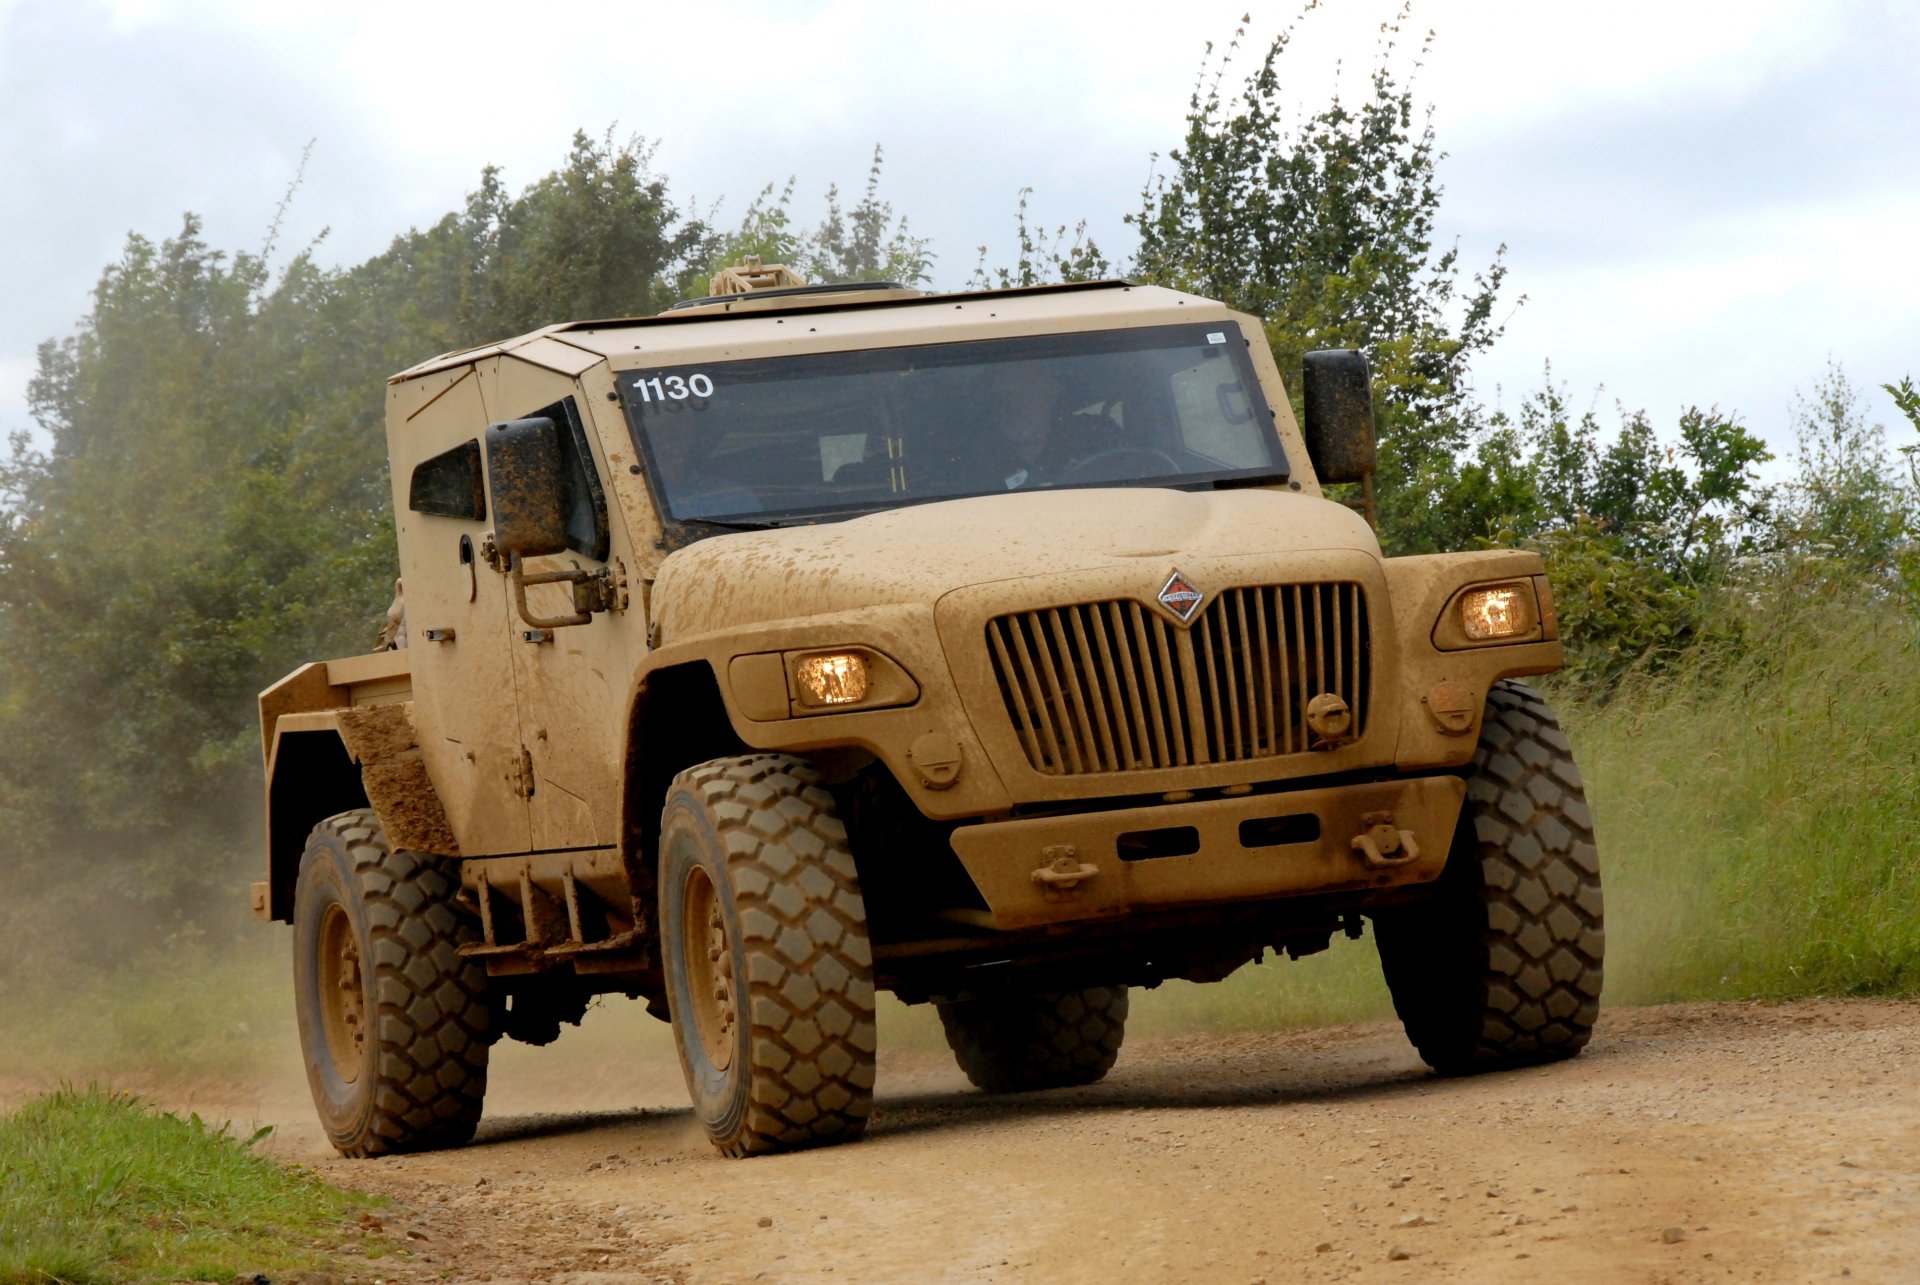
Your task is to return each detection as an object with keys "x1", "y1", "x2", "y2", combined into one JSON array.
[{"x1": 617, "y1": 322, "x2": 1289, "y2": 526}]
